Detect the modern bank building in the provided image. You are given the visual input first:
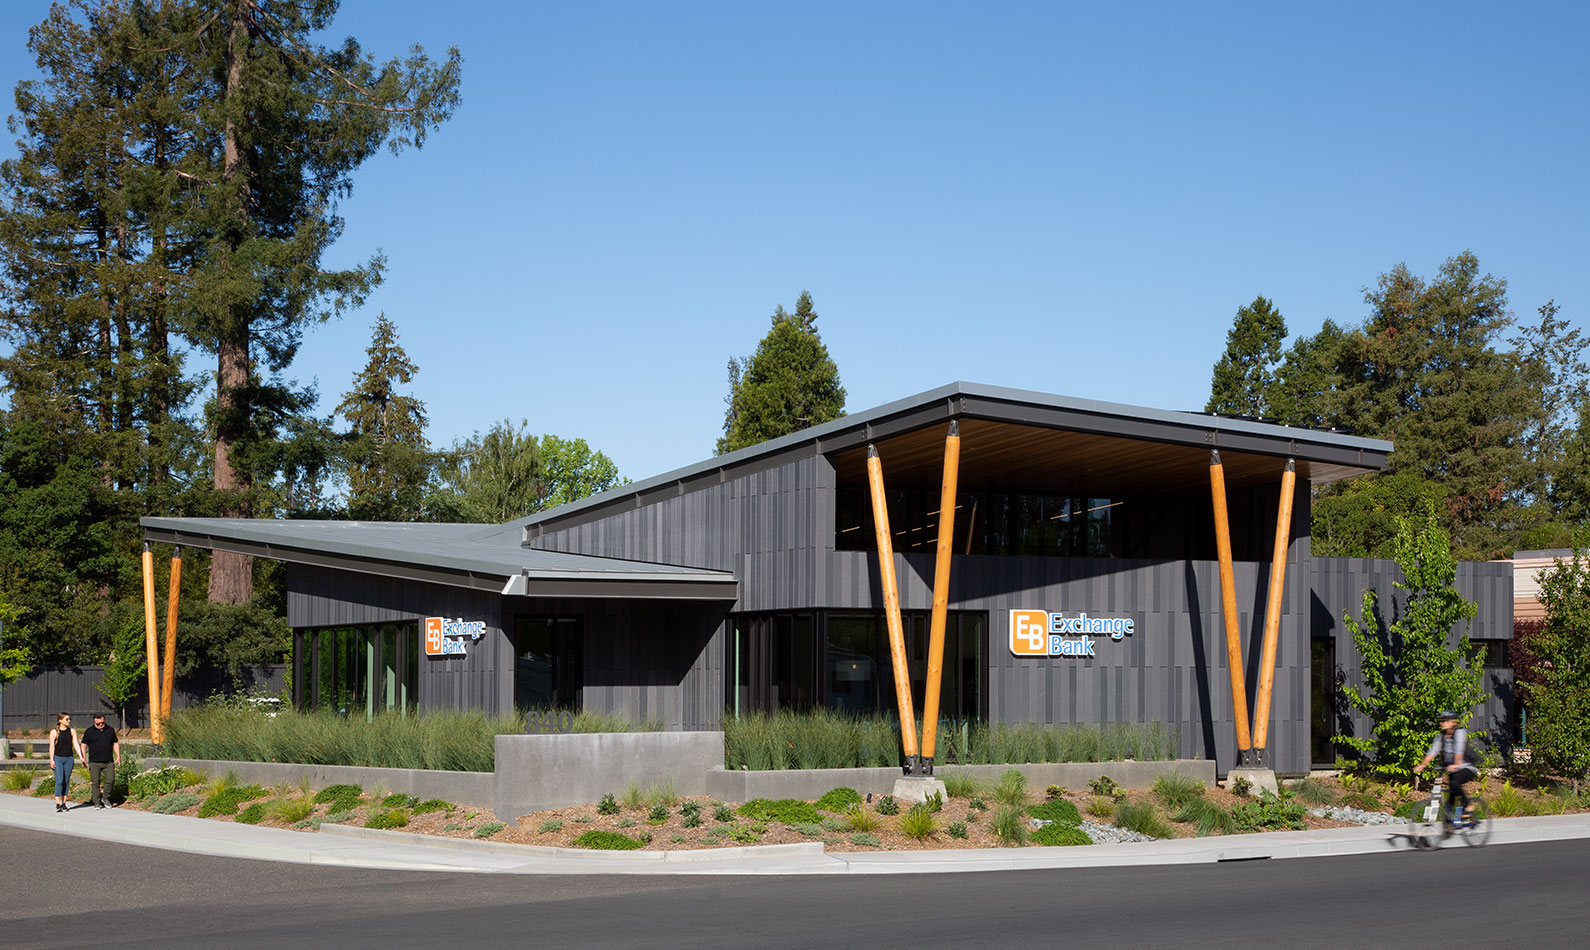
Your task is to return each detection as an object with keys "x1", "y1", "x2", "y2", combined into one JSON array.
[{"x1": 141, "y1": 383, "x2": 1515, "y2": 776}]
